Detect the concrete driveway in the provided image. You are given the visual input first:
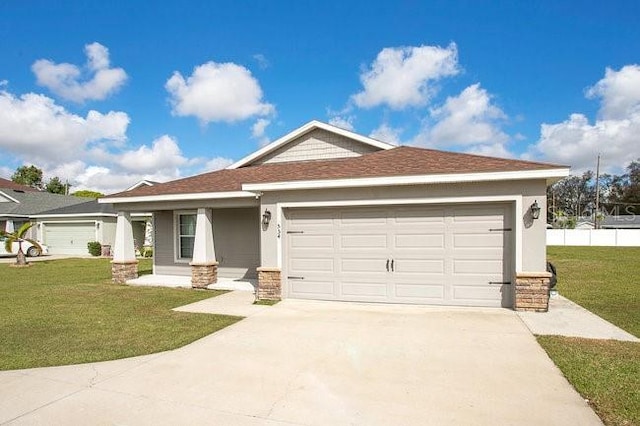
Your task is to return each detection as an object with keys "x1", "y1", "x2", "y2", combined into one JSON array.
[{"x1": 0, "y1": 300, "x2": 601, "y2": 425}]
